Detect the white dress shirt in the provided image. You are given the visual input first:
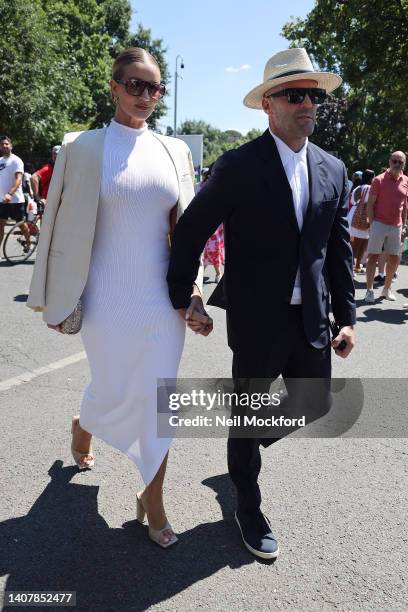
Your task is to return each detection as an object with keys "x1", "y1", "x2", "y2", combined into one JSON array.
[{"x1": 269, "y1": 130, "x2": 309, "y2": 304}]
